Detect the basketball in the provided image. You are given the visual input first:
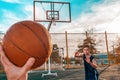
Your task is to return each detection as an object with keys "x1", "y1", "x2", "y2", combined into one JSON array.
[{"x1": 2, "y1": 20, "x2": 52, "y2": 69}]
